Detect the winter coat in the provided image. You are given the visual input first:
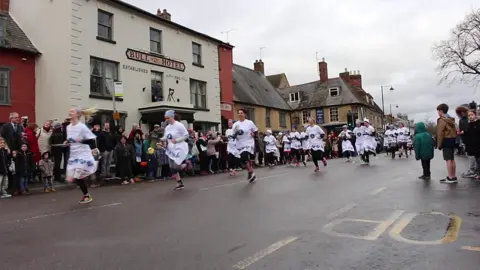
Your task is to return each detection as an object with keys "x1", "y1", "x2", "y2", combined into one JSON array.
[
  {"x1": 98, "y1": 130, "x2": 117, "y2": 152},
  {"x1": 464, "y1": 120, "x2": 480, "y2": 157},
  {"x1": 149, "y1": 129, "x2": 163, "y2": 148},
  {"x1": 114, "y1": 143, "x2": 135, "y2": 165},
  {"x1": 436, "y1": 116, "x2": 457, "y2": 149},
  {"x1": 413, "y1": 122, "x2": 434, "y2": 161},
  {"x1": 15, "y1": 150, "x2": 34, "y2": 176},
  {"x1": 25, "y1": 128, "x2": 40, "y2": 163},
  {"x1": 49, "y1": 128, "x2": 65, "y2": 156},
  {"x1": 0, "y1": 148, "x2": 10, "y2": 175},
  {"x1": 38, "y1": 159, "x2": 54, "y2": 178},
  {"x1": 206, "y1": 136, "x2": 221, "y2": 156},
  {"x1": 37, "y1": 127, "x2": 52, "y2": 156}
]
